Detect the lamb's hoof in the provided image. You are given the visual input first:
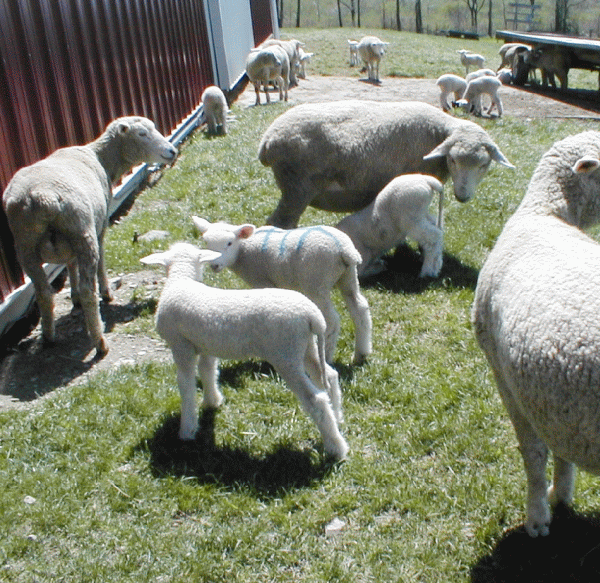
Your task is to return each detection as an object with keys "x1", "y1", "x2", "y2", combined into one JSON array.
[{"x1": 95, "y1": 338, "x2": 109, "y2": 359}]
